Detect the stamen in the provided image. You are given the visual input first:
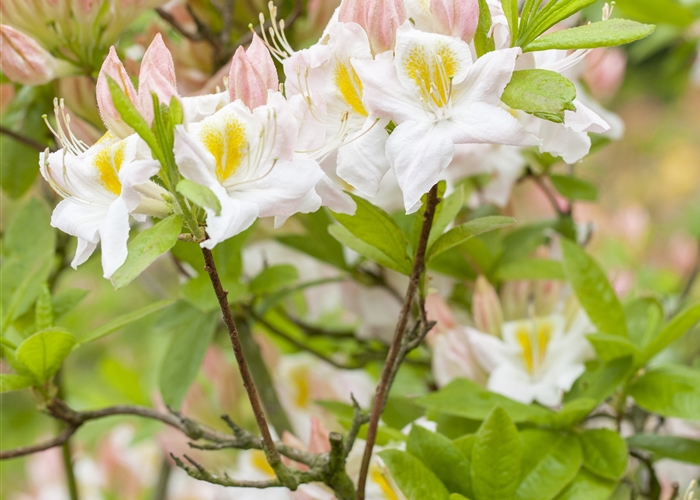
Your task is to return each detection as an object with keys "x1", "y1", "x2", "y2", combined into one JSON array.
[{"x1": 255, "y1": 2, "x2": 295, "y2": 63}]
